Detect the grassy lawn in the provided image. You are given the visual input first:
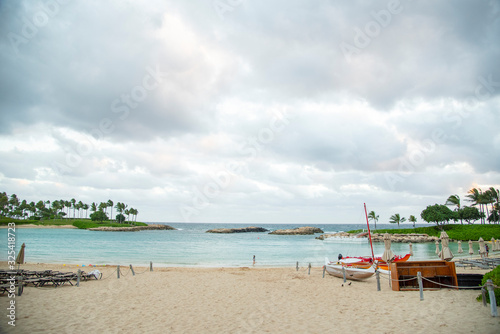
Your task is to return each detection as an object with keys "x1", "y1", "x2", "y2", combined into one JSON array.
[{"x1": 0, "y1": 217, "x2": 147, "y2": 229}]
